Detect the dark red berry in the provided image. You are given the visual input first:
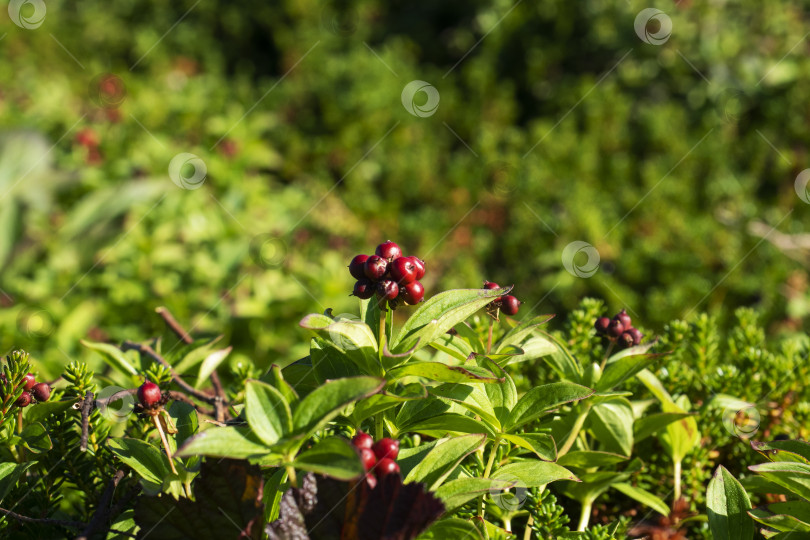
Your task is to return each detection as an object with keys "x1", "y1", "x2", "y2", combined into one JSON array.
[
  {"x1": 627, "y1": 327, "x2": 643, "y2": 346},
  {"x1": 483, "y1": 281, "x2": 500, "y2": 290},
  {"x1": 15, "y1": 392, "x2": 31, "y2": 408},
  {"x1": 607, "y1": 319, "x2": 624, "y2": 338},
  {"x1": 501, "y1": 295, "x2": 521, "y2": 316},
  {"x1": 390, "y1": 257, "x2": 418, "y2": 284},
  {"x1": 137, "y1": 380, "x2": 162, "y2": 408},
  {"x1": 401, "y1": 281, "x2": 425, "y2": 305},
  {"x1": 411, "y1": 257, "x2": 426, "y2": 280},
  {"x1": 32, "y1": 383, "x2": 50, "y2": 402},
  {"x1": 618, "y1": 331, "x2": 635, "y2": 349},
  {"x1": 360, "y1": 447, "x2": 377, "y2": 471},
  {"x1": 376, "y1": 280, "x2": 399, "y2": 301},
  {"x1": 353, "y1": 279, "x2": 375, "y2": 299},
  {"x1": 372, "y1": 438, "x2": 400, "y2": 461},
  {"x1": 364, "y1": 255, "x2": 388, "y2": 281},
  {"x1": 615, "y1": 309, "x2": 632, "y2": 329},
  {"x1": 22, "y1": 373, "x2": 36, "y2": 391},
  {"x1": 352, "y1": 431, "x2": 373, "y2": 449},
  {"x1": 375, "y1": 457, "x2": 400, "y2": 477},
  {"x1": 594, "y1": 317, "x2": 611, "y2": 335},
  {"x1": 349, "y1": 254, "x2": 370, "y2": 280},
  {"x1": 375, "y1": 241, "x2": 402, "y2": 261},
  {"x1": 366, "y1": 474, "x2": 378, "y2": 489}
]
